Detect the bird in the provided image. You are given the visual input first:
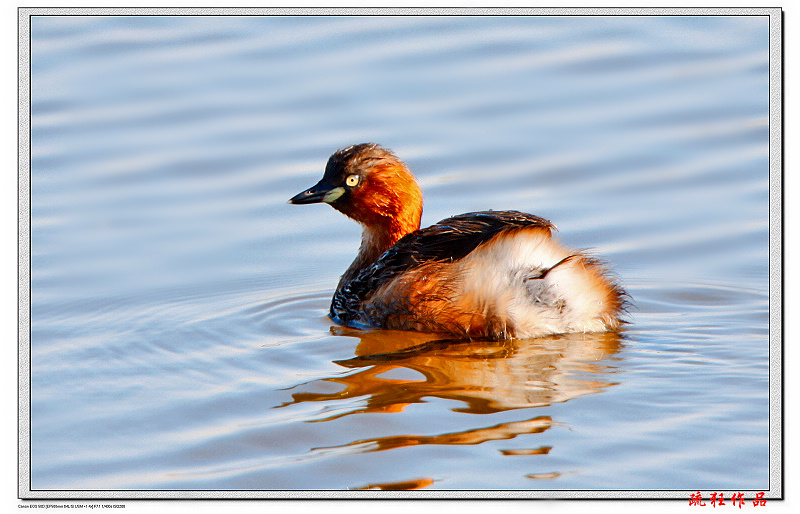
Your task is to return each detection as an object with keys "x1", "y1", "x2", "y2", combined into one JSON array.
[{"x1": 289, "y1": 143, "x2": 626, "y2": 340}]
